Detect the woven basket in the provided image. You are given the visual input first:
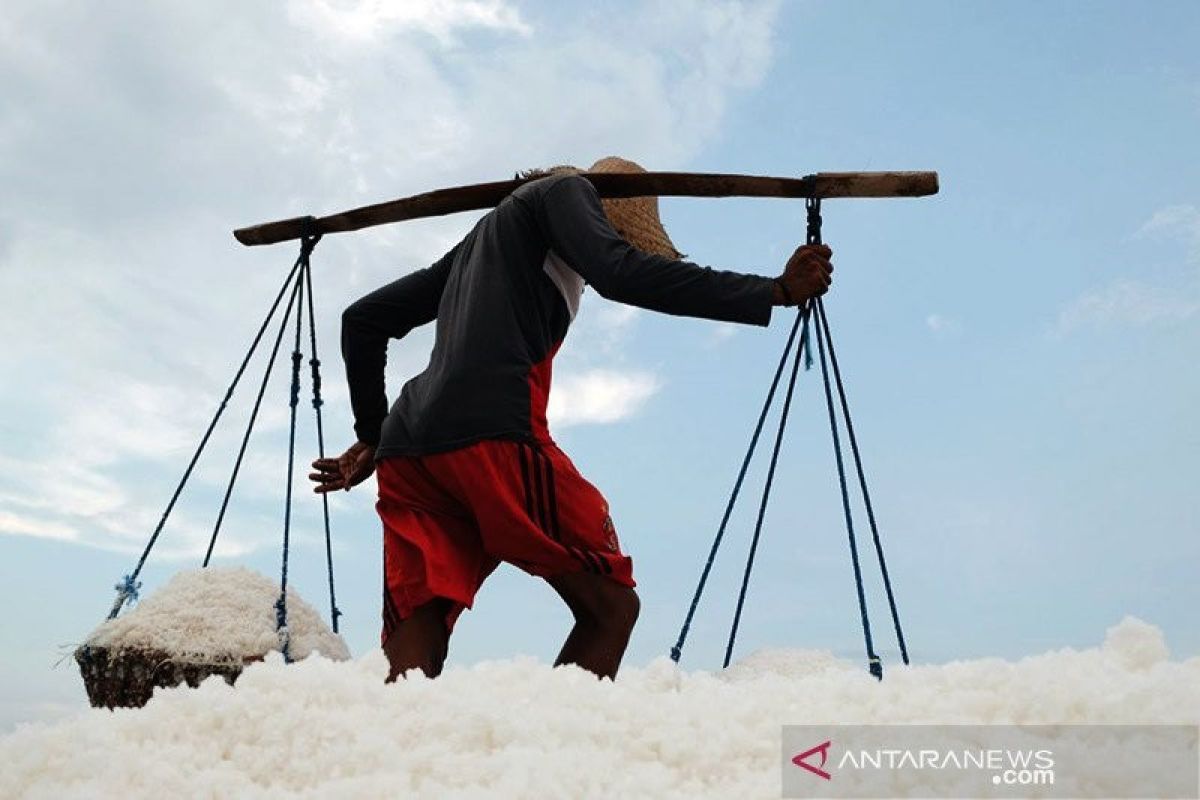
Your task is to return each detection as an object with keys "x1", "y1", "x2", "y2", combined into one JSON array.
[{"x1": 75, "y1": 644, "x2": 257, "y2": 709}]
